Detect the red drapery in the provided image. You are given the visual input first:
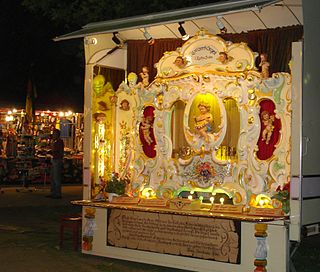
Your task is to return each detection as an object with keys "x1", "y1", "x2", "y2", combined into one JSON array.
[
  {"x1": 127, "y1": 38, "x2": 184, "y2": 83},
  {"x1": 127, "y1": 25, "x2": 303, "y2": 79},
  {"x1": 221, "y1": 25, "x2": 303, "y2": 74}
]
